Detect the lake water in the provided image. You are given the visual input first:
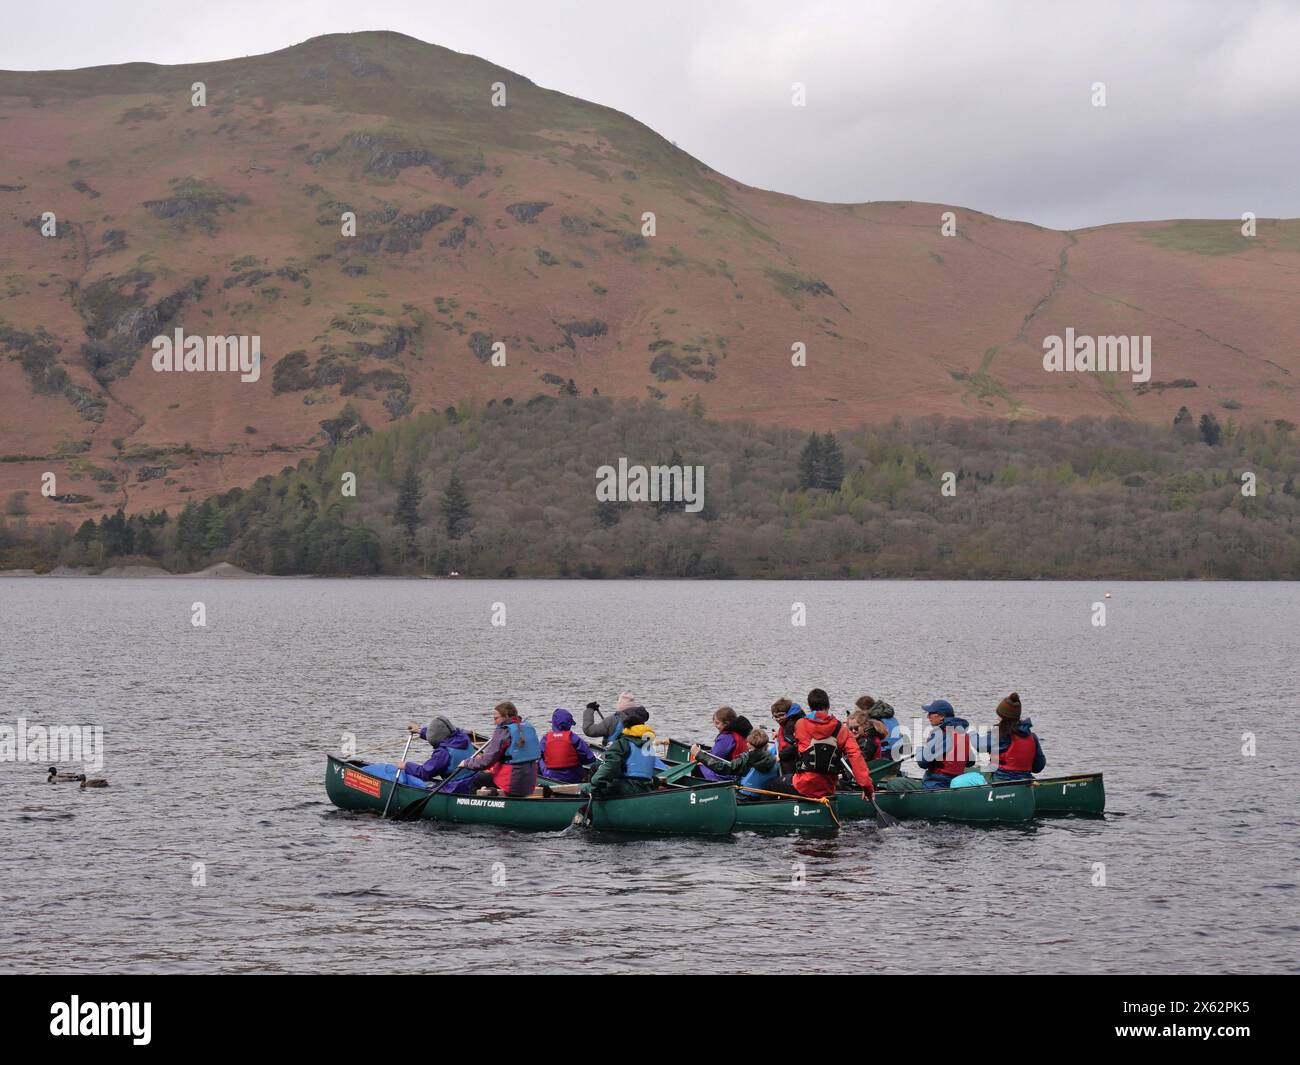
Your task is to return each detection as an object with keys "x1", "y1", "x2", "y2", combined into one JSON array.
[{"x1": 1, "y1": 578, "x2": 1296, "y2": 974}]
